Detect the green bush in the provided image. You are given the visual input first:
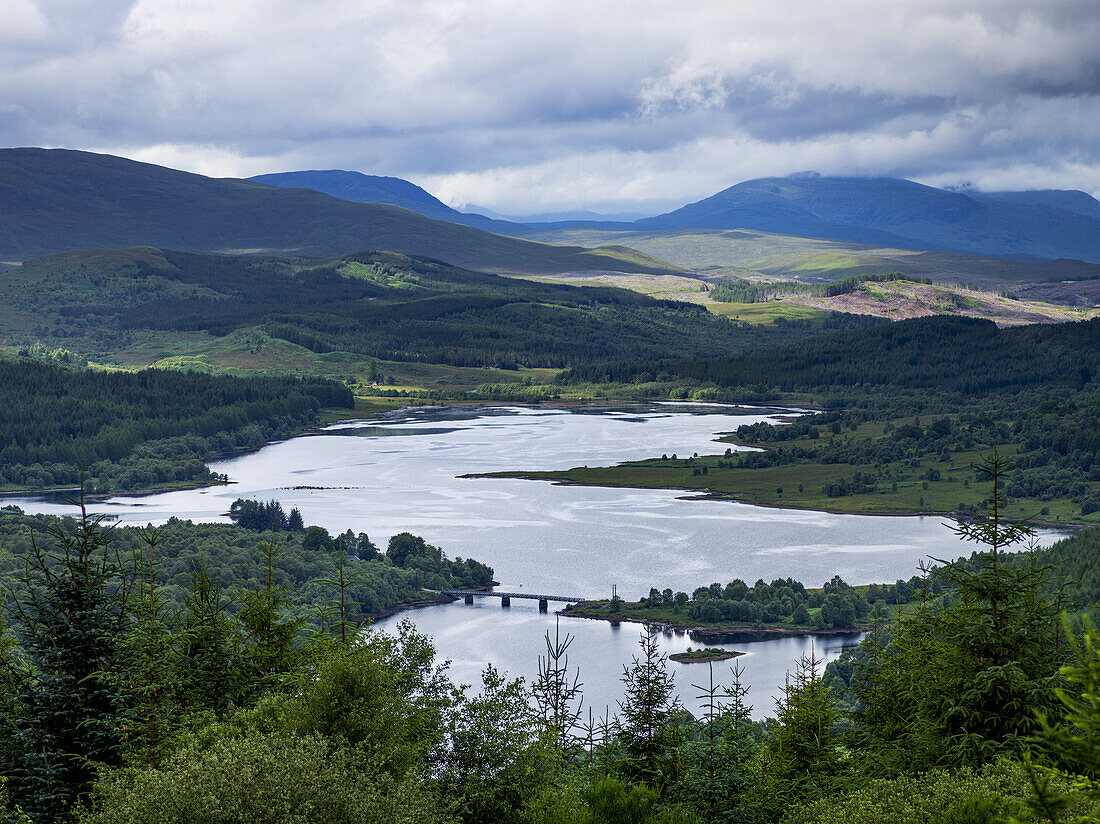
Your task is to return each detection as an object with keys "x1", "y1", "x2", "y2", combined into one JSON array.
[
  {"x1": 780, "y1": 761, "x2": 1093, "y2": 824},
  {"x1": 79, "y1": 733, "x2": 446, "y2": 824}
]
